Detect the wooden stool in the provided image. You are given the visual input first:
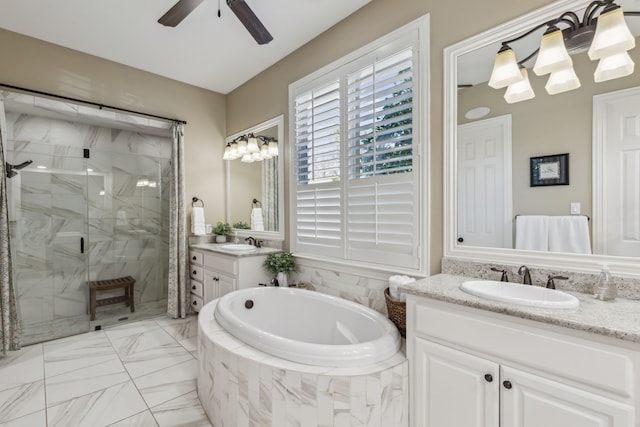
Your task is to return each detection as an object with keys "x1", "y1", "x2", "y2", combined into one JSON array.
[{"x1": 88, "y1": 276, "x2": 136, "y2": 321}]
